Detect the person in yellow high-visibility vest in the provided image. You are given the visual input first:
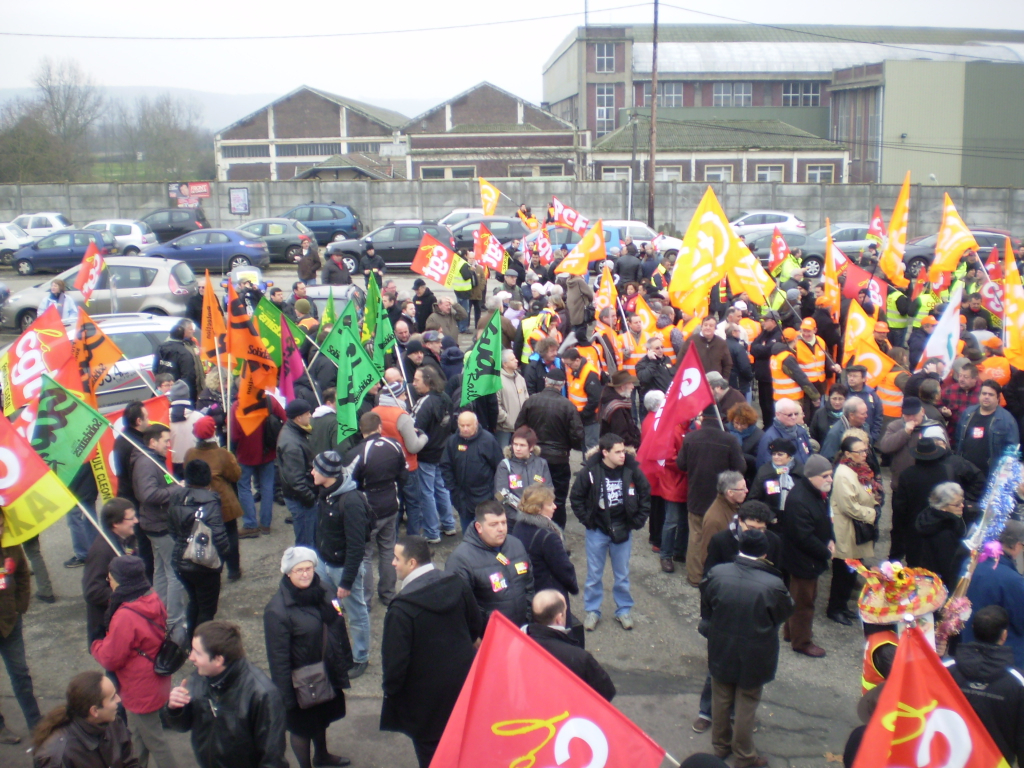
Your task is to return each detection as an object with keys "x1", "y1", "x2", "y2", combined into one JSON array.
[
  {"x1": 561, "y1": 348, "x2": 603, "y2": 450},
  {"x1": 593, "y1": 307, "x2": 622, "y2": 378},
  {"x1": 618, "y1": 313, "x2": 649, "y2": 377}
]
